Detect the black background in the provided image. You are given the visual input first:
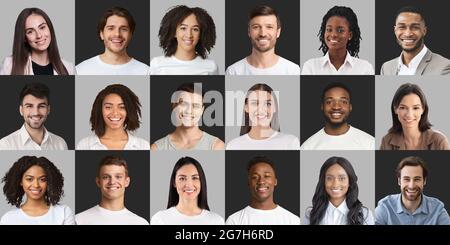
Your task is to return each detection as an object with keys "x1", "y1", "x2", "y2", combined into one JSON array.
[{"x1": 300, "y1": 75, "x2": 375, "y2": 144}]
